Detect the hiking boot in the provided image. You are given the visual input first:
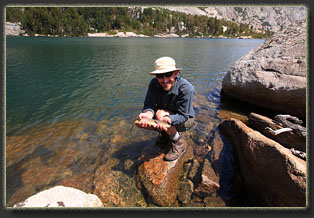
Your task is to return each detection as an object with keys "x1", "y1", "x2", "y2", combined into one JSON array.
[
  {"x1": 164, "y1": 136, "x2": 187, "y2": 161},
  {"x1": 155, "y1": 131, "x2": 171, "y2": 148}
]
